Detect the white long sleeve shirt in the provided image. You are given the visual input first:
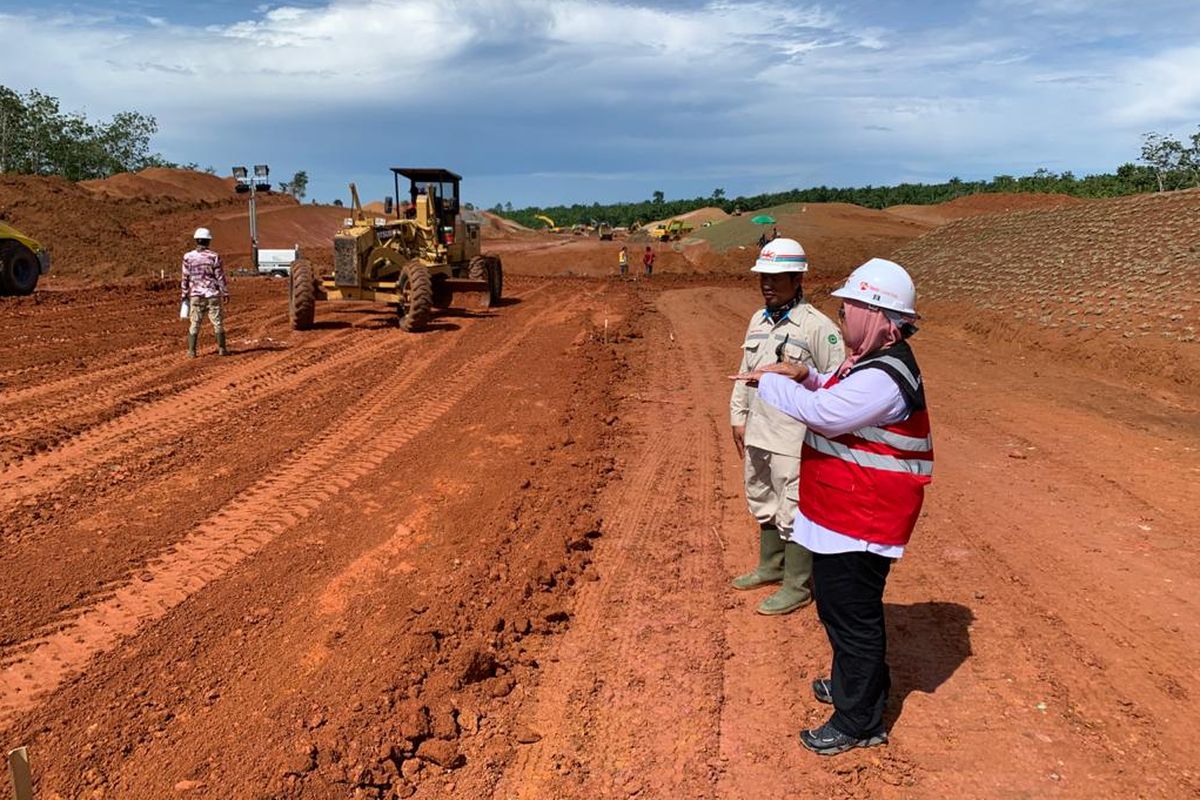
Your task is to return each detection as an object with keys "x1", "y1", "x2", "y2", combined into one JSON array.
[{"x1": 757, "y1": 368, "x2": 910, "y2": 558}]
